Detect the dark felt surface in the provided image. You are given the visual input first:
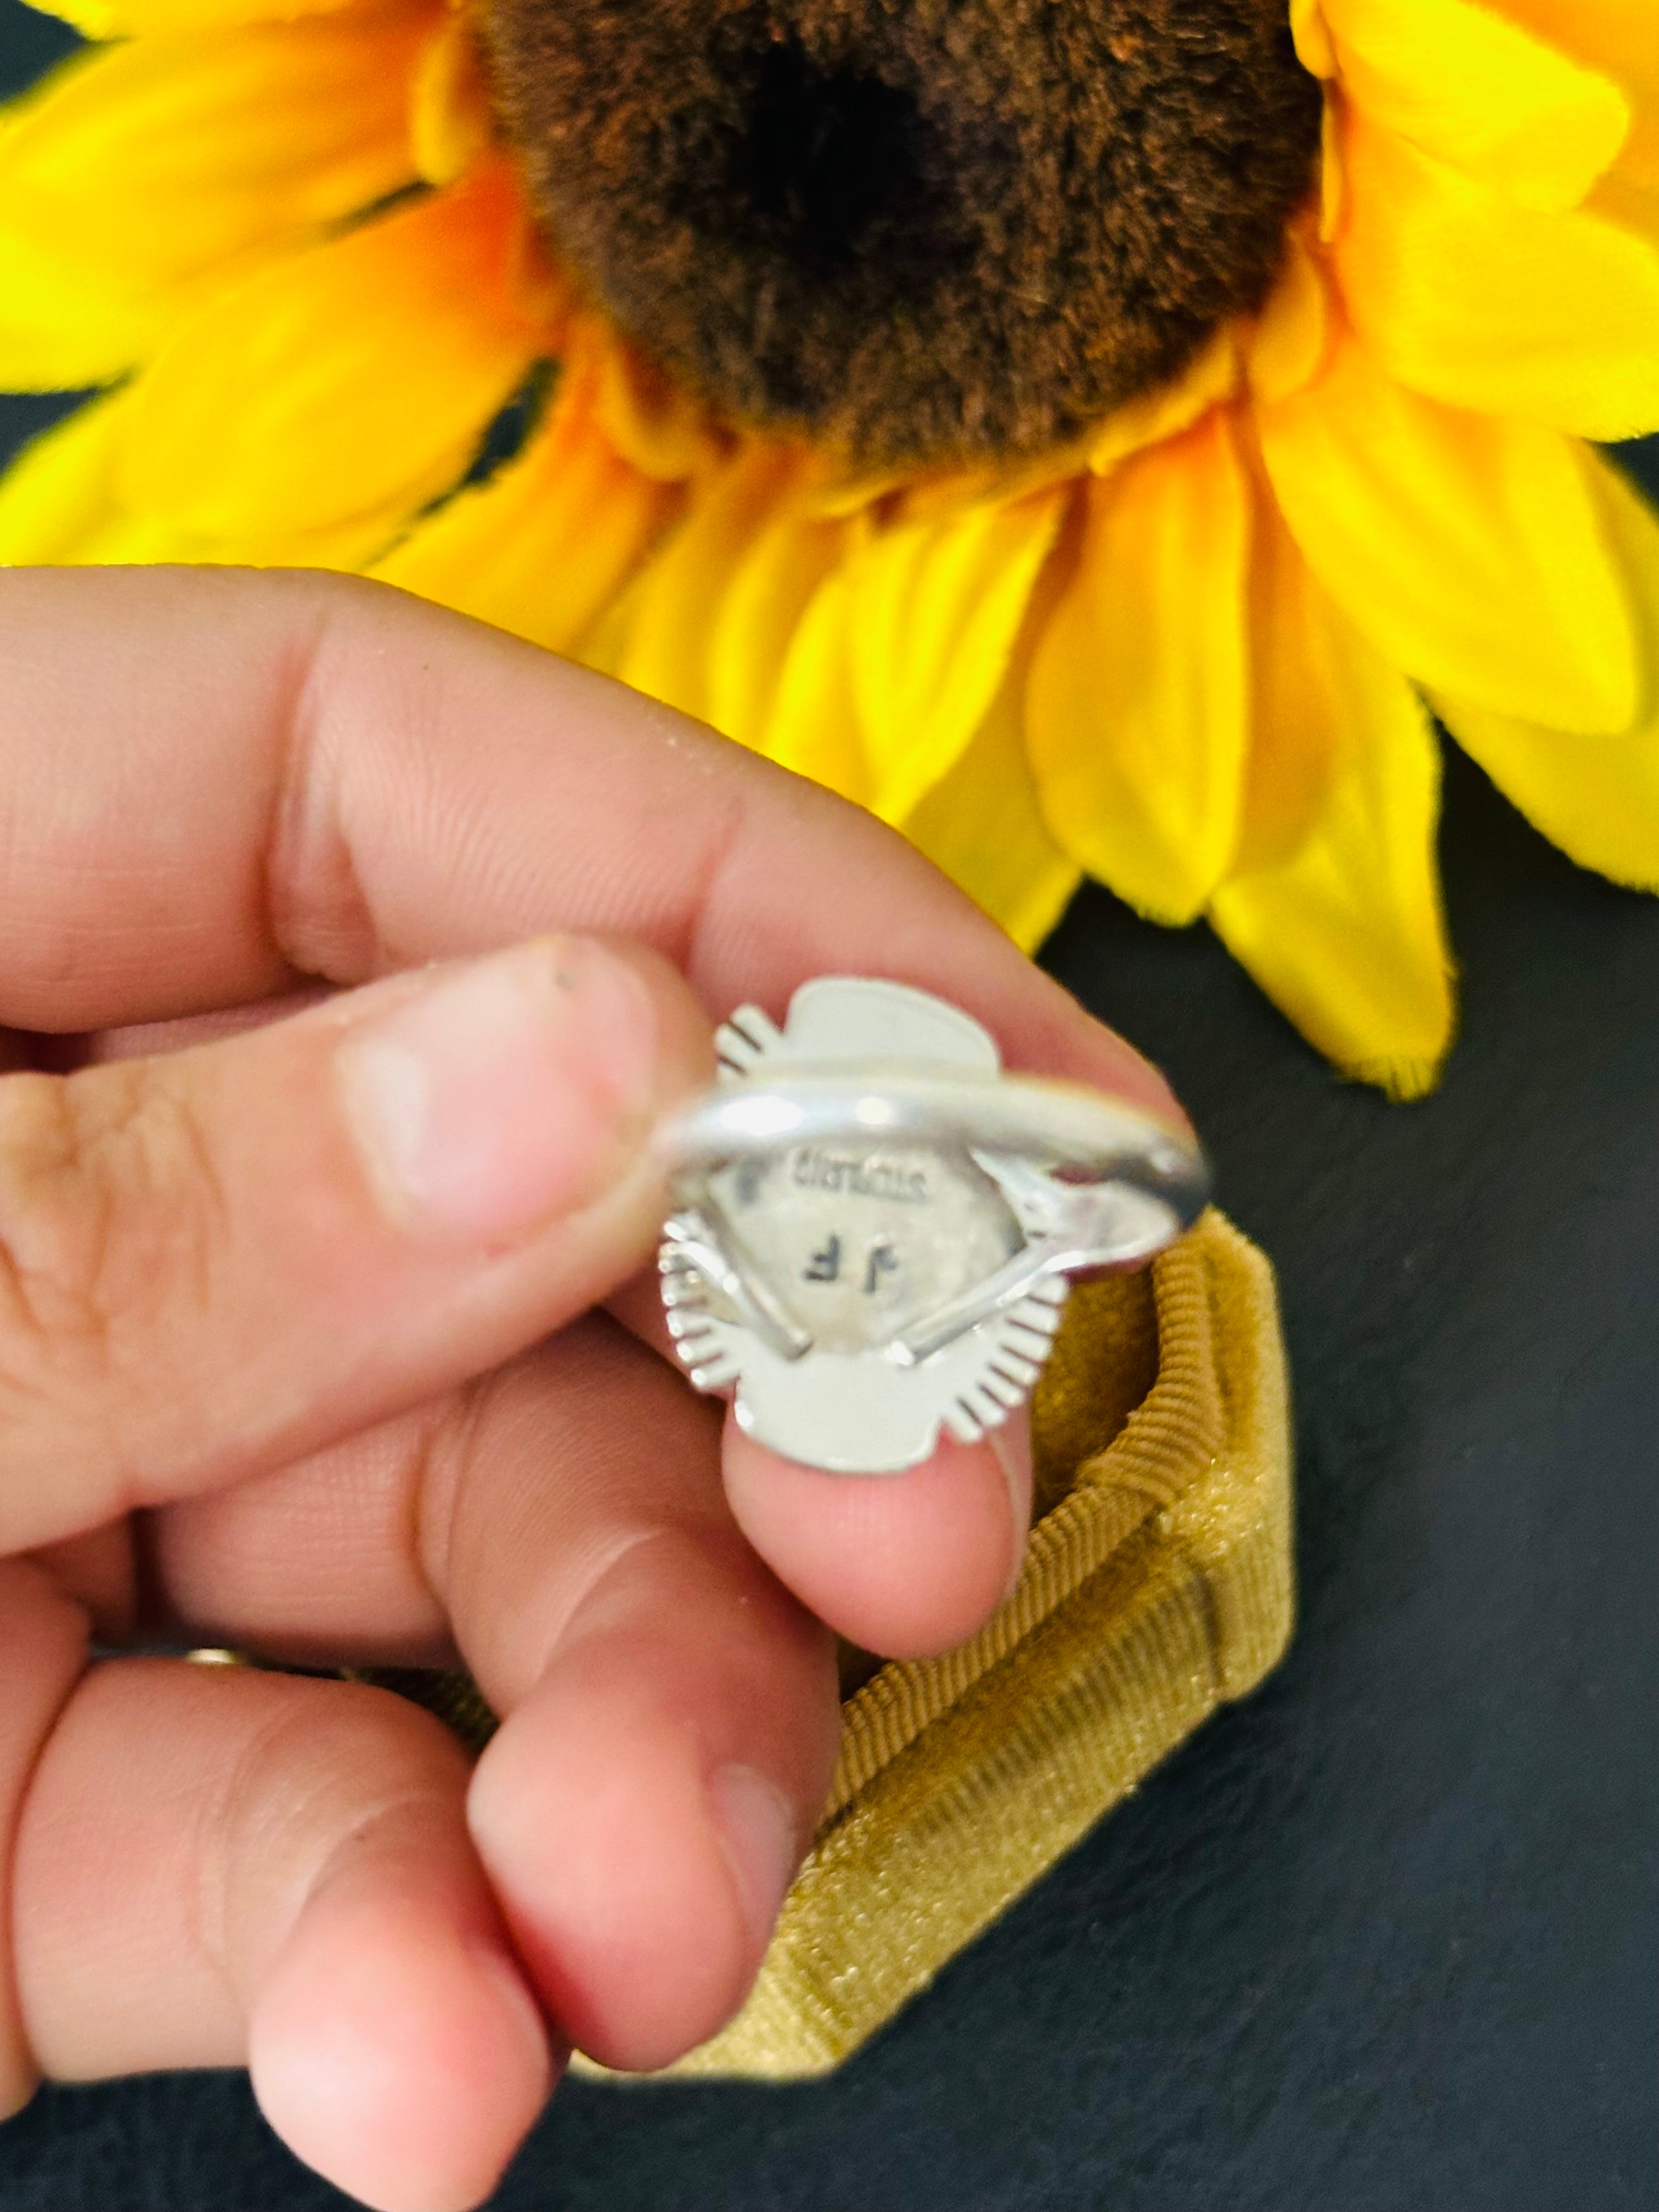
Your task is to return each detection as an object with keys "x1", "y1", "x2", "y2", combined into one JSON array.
[{"x1": 2, "y1": 8, "x2": 1656, "y2": 2200}]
